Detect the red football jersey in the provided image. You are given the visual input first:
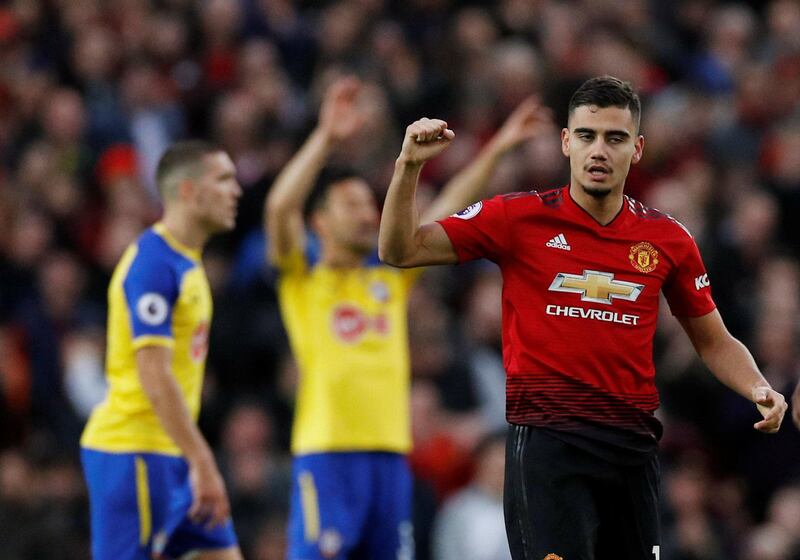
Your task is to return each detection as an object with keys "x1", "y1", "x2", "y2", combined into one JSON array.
[{"x1": 438, "y1": 186, "x2": 716, "y2": 456}]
